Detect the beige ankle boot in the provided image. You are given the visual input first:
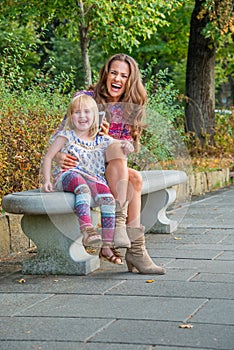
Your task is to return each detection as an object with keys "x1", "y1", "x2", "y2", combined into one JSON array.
[
  {"x1": 114, "y1": 201, "x2": 131, "y2": 248},
  {"x1": 125, "y1": 225, "x2": 166, "y2": 274}
]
